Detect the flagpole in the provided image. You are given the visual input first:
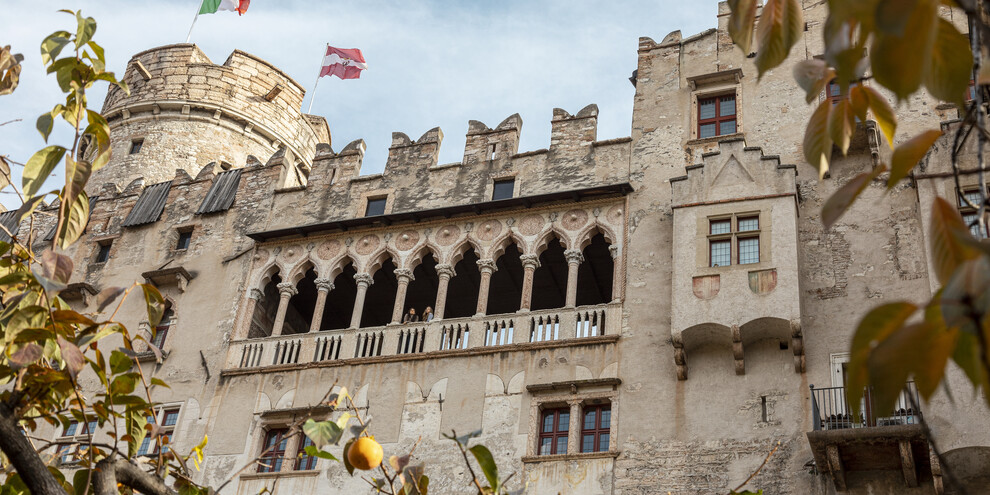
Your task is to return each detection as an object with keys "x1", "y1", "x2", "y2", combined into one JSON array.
[
  {"x1": 185, "y1": 2, "x2": 203, "y2": 43},
  {"x1": 306, "y1": 43, "x2": 329, "y2": 114}
]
